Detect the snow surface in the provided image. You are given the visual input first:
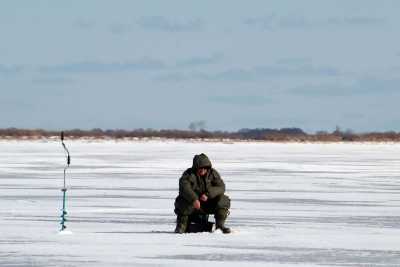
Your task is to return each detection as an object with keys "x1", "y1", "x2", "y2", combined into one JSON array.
[{"x1": 1, "y1": 140, "x2": 400, "y2": 266}]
